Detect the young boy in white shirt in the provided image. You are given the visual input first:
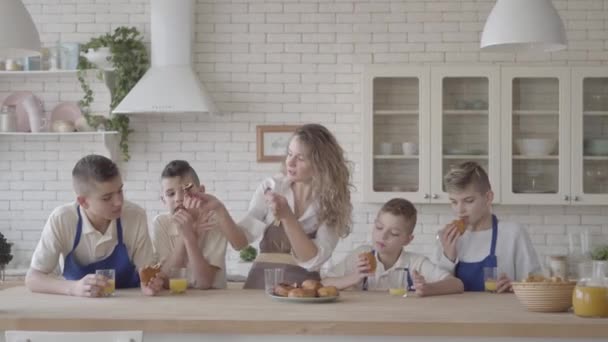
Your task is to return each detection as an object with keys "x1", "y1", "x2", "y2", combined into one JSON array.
[
  {"x1": 152, "y1": 160, "x2": 227, "y2": 289},
  {"x1": 25, "y1": 154, "x2": 163, "y2": 297},
  {"x1": 323, "y1": 198, "x2": 463, "y2": 297},
  {"x1": 436, "y1": 161, "x2": 541, "y2": 292}
]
